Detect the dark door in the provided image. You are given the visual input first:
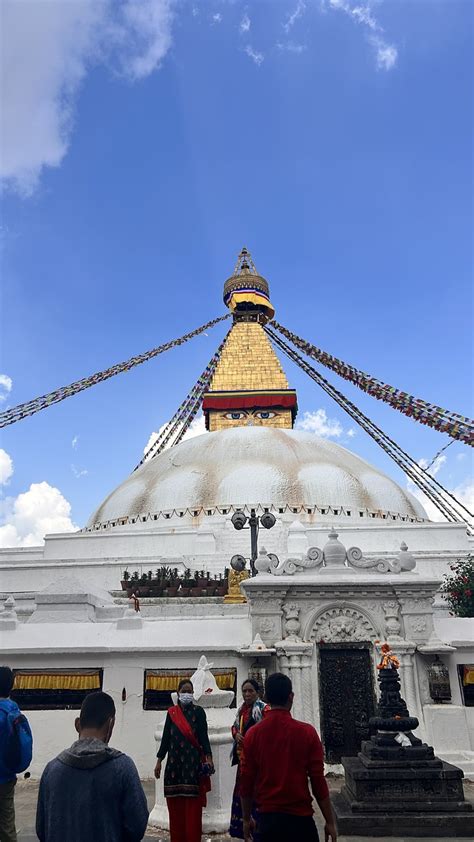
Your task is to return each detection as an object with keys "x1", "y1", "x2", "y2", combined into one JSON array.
[{"x1": 319, "y1": 645, "x2": 375, "y2": 763}]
